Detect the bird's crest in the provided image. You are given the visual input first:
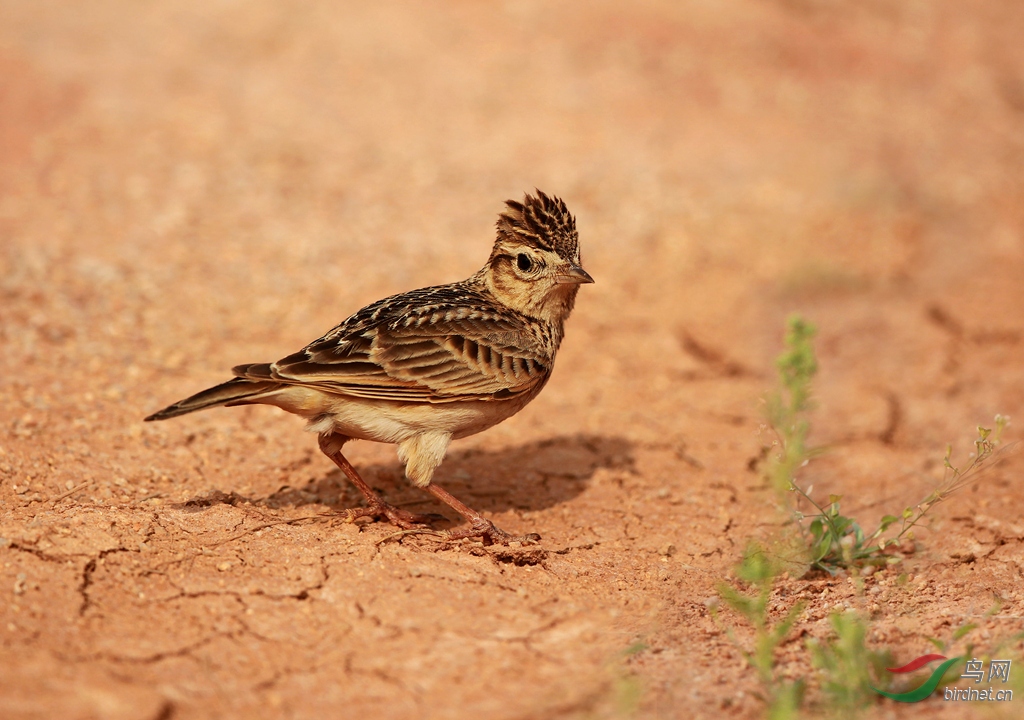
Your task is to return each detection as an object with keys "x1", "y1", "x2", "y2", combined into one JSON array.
[{"x1": 496, "y1": 190, "x2": 579, "y2": 261}]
